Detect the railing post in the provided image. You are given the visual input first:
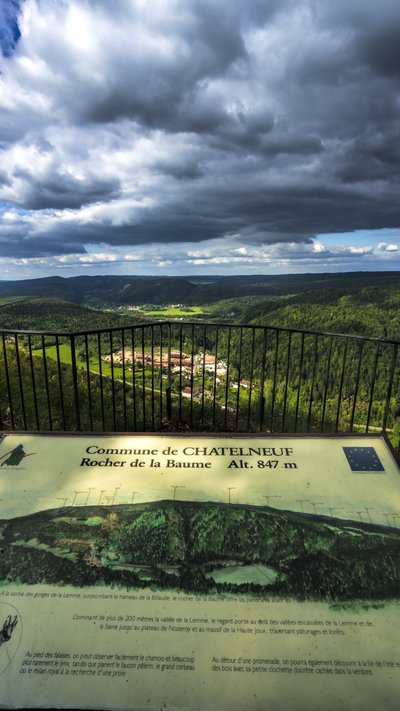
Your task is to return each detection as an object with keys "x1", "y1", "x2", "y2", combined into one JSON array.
[
  {"x1": 270, "y1": 331, "x2": 279, "y2": 431},
  {"x1": 294, "y1": 332, "x2": 305, "y2": 432},
  {"x1": 350, "y1": 340, "x2": 364, "y2": 432},
  {"x1": 259, "y1": 395, "x2": 266, "y2": 431},
  {"x1": 109, "y1": 330, "x2": 117, "y2": 431},
  {"x1": 166, "y1": 323, "x2": 172, "y2": 423},
  {"x1": 41, "y1": 335, "x2": 52, "y2": 430},
  {"x1": 235, "y1": 328, "x2": 243, "y2": 430},
  {"x1": 141, "y1": 326, "x2": 146, "y2": 430},
  {"x1": 70, "y1": 335, "x2": 81, "y2": 431},
  {"x1": 2, "y1": 333, "x2": 15, "y2": 429},
  {"x1": 224, "y1": 328, "x2": 232, "y2": 429},
  {"x1": 166, "y1": 386, "x2": 172, "y2": 421},
  {"x1": 335, "y1": 338, "x2": 348, "y2": 432},
  {"x1": 382, "y1": 343, "x2": 398, "y2": 432},
  {"x1": 14, "y1": 334, "x2": 27, "y2": 430},
  {"x1": 258, "y1": 328, "x2": 268, "y2": 431},
  {"x1": 282, "y1": 331, "x2": 292, "y2": 432},
  {"x1": 56, "y1": 335, "x2": 66, "y2": 430}
]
